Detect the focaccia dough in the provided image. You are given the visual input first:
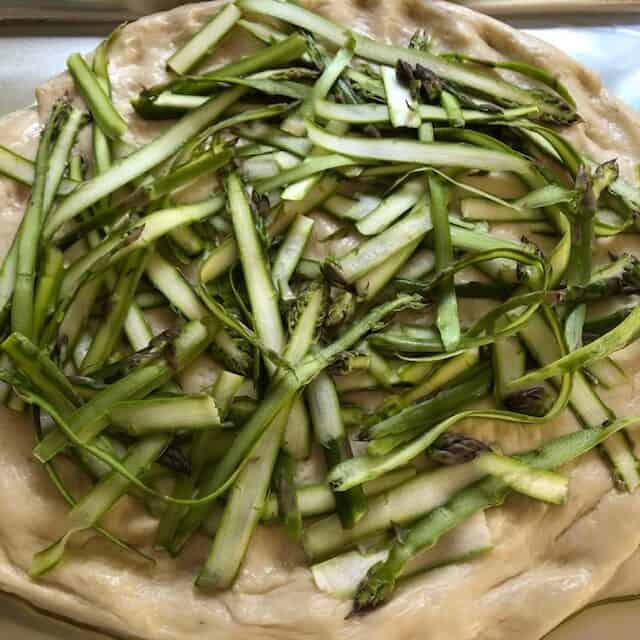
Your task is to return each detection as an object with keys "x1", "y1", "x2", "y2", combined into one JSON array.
[{"x1": 1, "y1": 2, "x2": 640, "y2": 639}]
